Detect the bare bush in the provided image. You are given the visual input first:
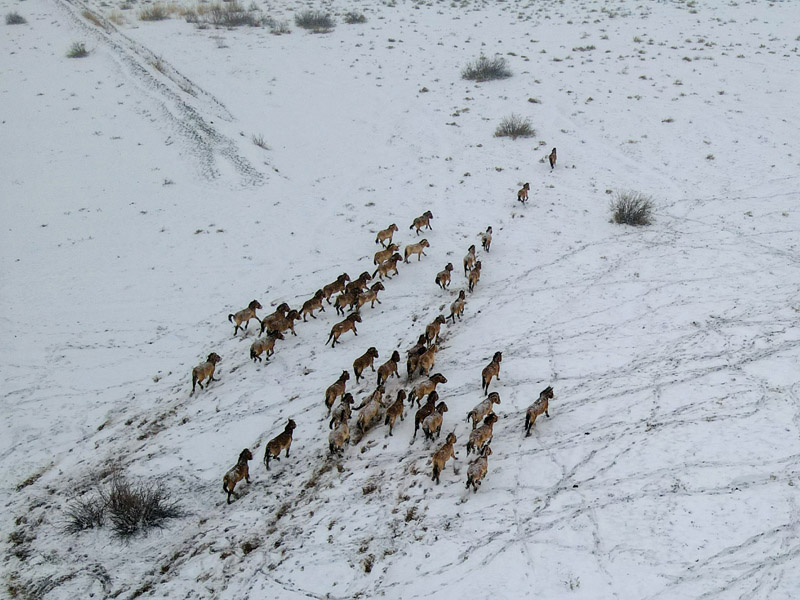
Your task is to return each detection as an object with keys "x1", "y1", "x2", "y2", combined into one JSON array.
[
  {"x1": 64, "y1": 497, "x2": 105, "y2": 533},
  {"x1": 66, "y1": 42, "x2": 89, "y2": 58},
  {"x1": 344, "y1": 11, "x2": 366, "y2": 24},
  {"x1": 6, "y1": 11, "x2": 27, "y2": 24},
  {"x1": 252, "y1": 134, "x2": 269, "y2": 150},
  {"x1": 103, "y1": 476, "x2": 183, "y2": 537},
  {"x1": 109, "y1": 10, "x2": 126, "y2": 25},
  {"x1": 139, "y1": 4, "x2": 169, "y2": 21},
  {"x1": 207, "y1": 3, "x2": 263, "y2": 27},
  {"x1": 186, "y1": 3, "x2": 266, "y2": 27},
  {"x1": 294, "y1": 10, "x2": 334, "y2": 32},
  {"x1": 611, "y1": 191, "x2": 654, "y2": 226},
  {"x1": 494, "y1": 114, "x2": 535, "y2": 139},
  {"x1": 269, "y1": 19, "x2": 291, "y2": 34},
  {"x1": 462, "y1": 55, "x2": 512, "y2": 82}
]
